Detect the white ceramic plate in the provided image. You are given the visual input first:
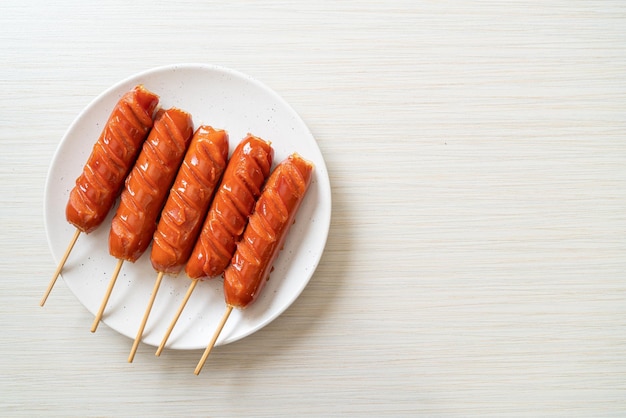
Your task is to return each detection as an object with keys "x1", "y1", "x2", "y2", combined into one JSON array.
[{"x1": 44, "y1": 64, "x2": 331, "y2": 350}]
